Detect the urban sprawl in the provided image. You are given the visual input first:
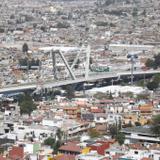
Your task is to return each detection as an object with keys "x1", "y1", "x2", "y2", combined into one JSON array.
[{"x1": 0, "y1": 0, "x2": 160, "y2": 160}]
